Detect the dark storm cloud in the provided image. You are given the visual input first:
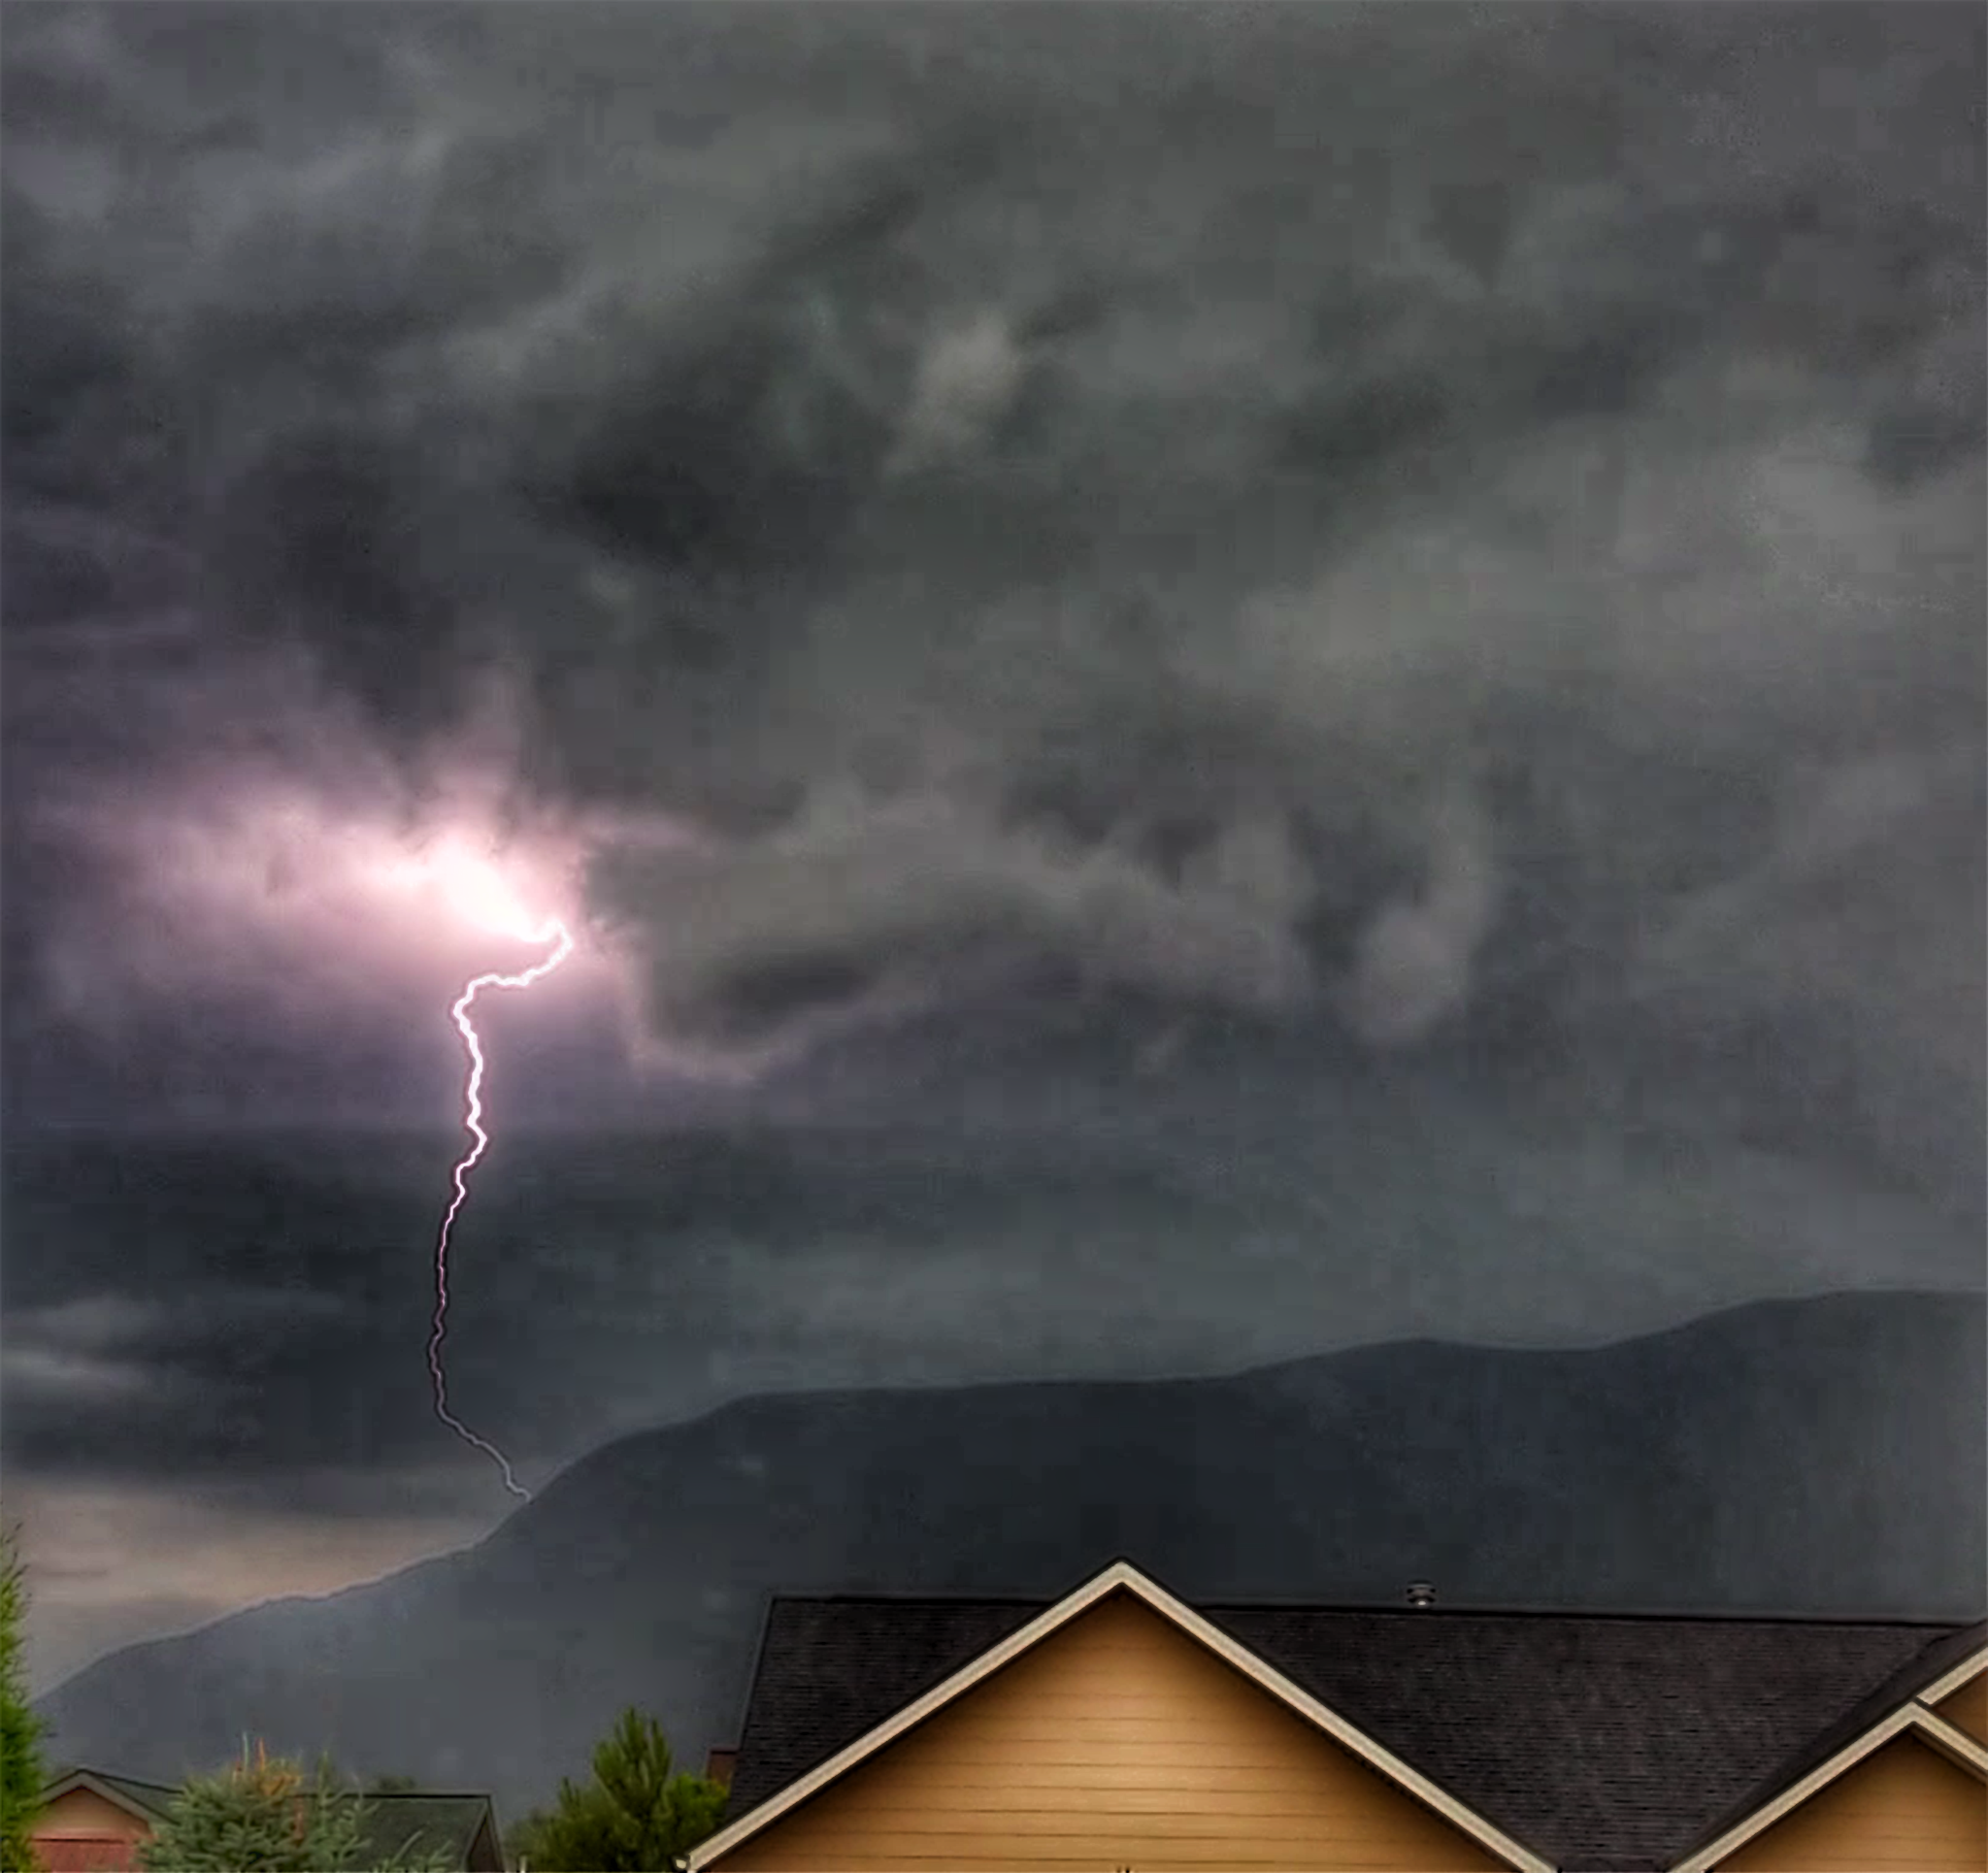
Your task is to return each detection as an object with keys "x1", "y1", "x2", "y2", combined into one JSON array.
[
  {"x1": 7, "y1": 5, "x2": 1982, "y2": 1087},
  {"x1": 2, "y1": 0, "x2": 1982, "y2": 1568}
]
